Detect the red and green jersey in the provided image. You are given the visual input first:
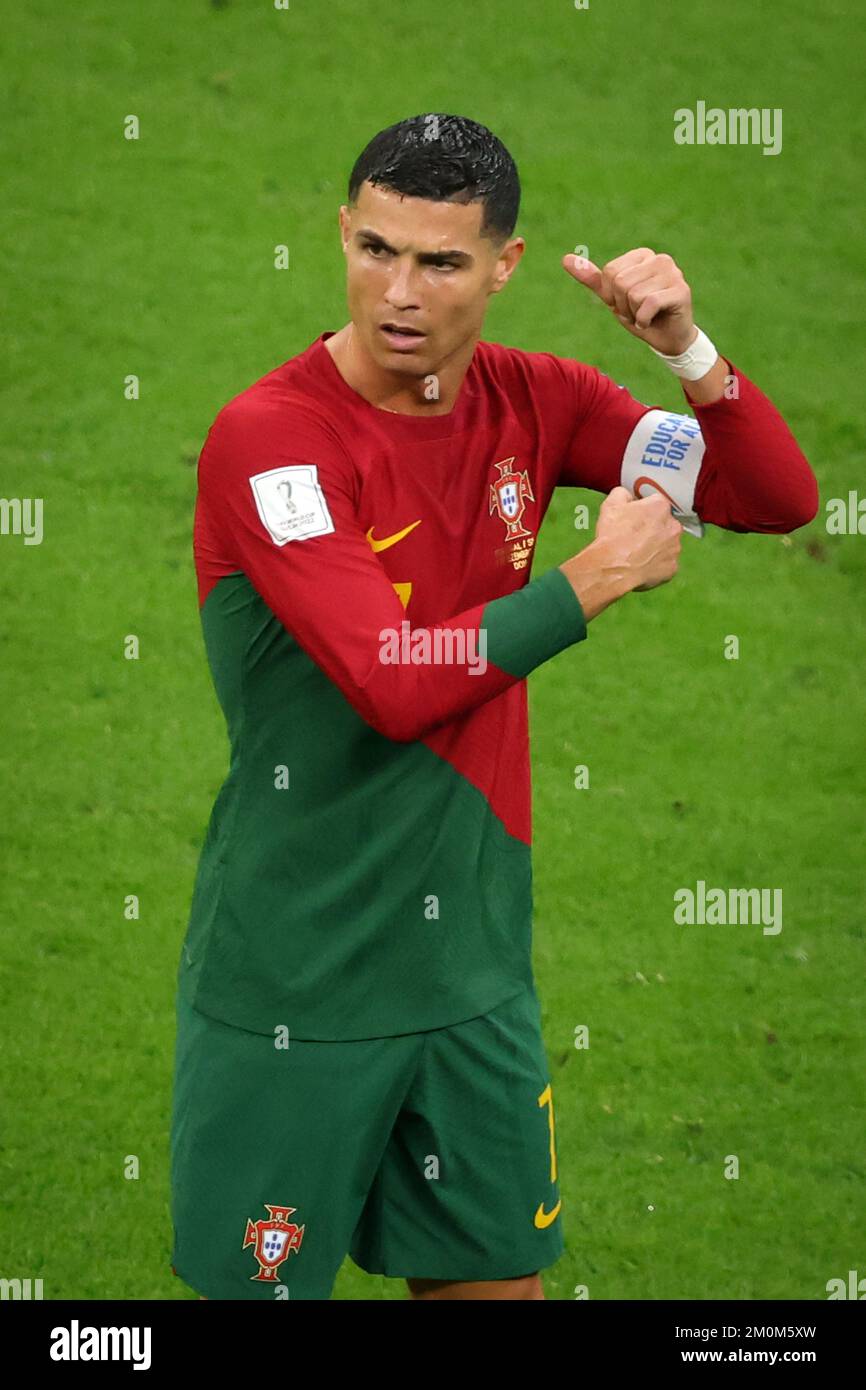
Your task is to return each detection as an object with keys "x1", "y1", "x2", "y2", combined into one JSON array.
[{"x1": 178, "y1": 332, "x2": 817, "y2": 1040}]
